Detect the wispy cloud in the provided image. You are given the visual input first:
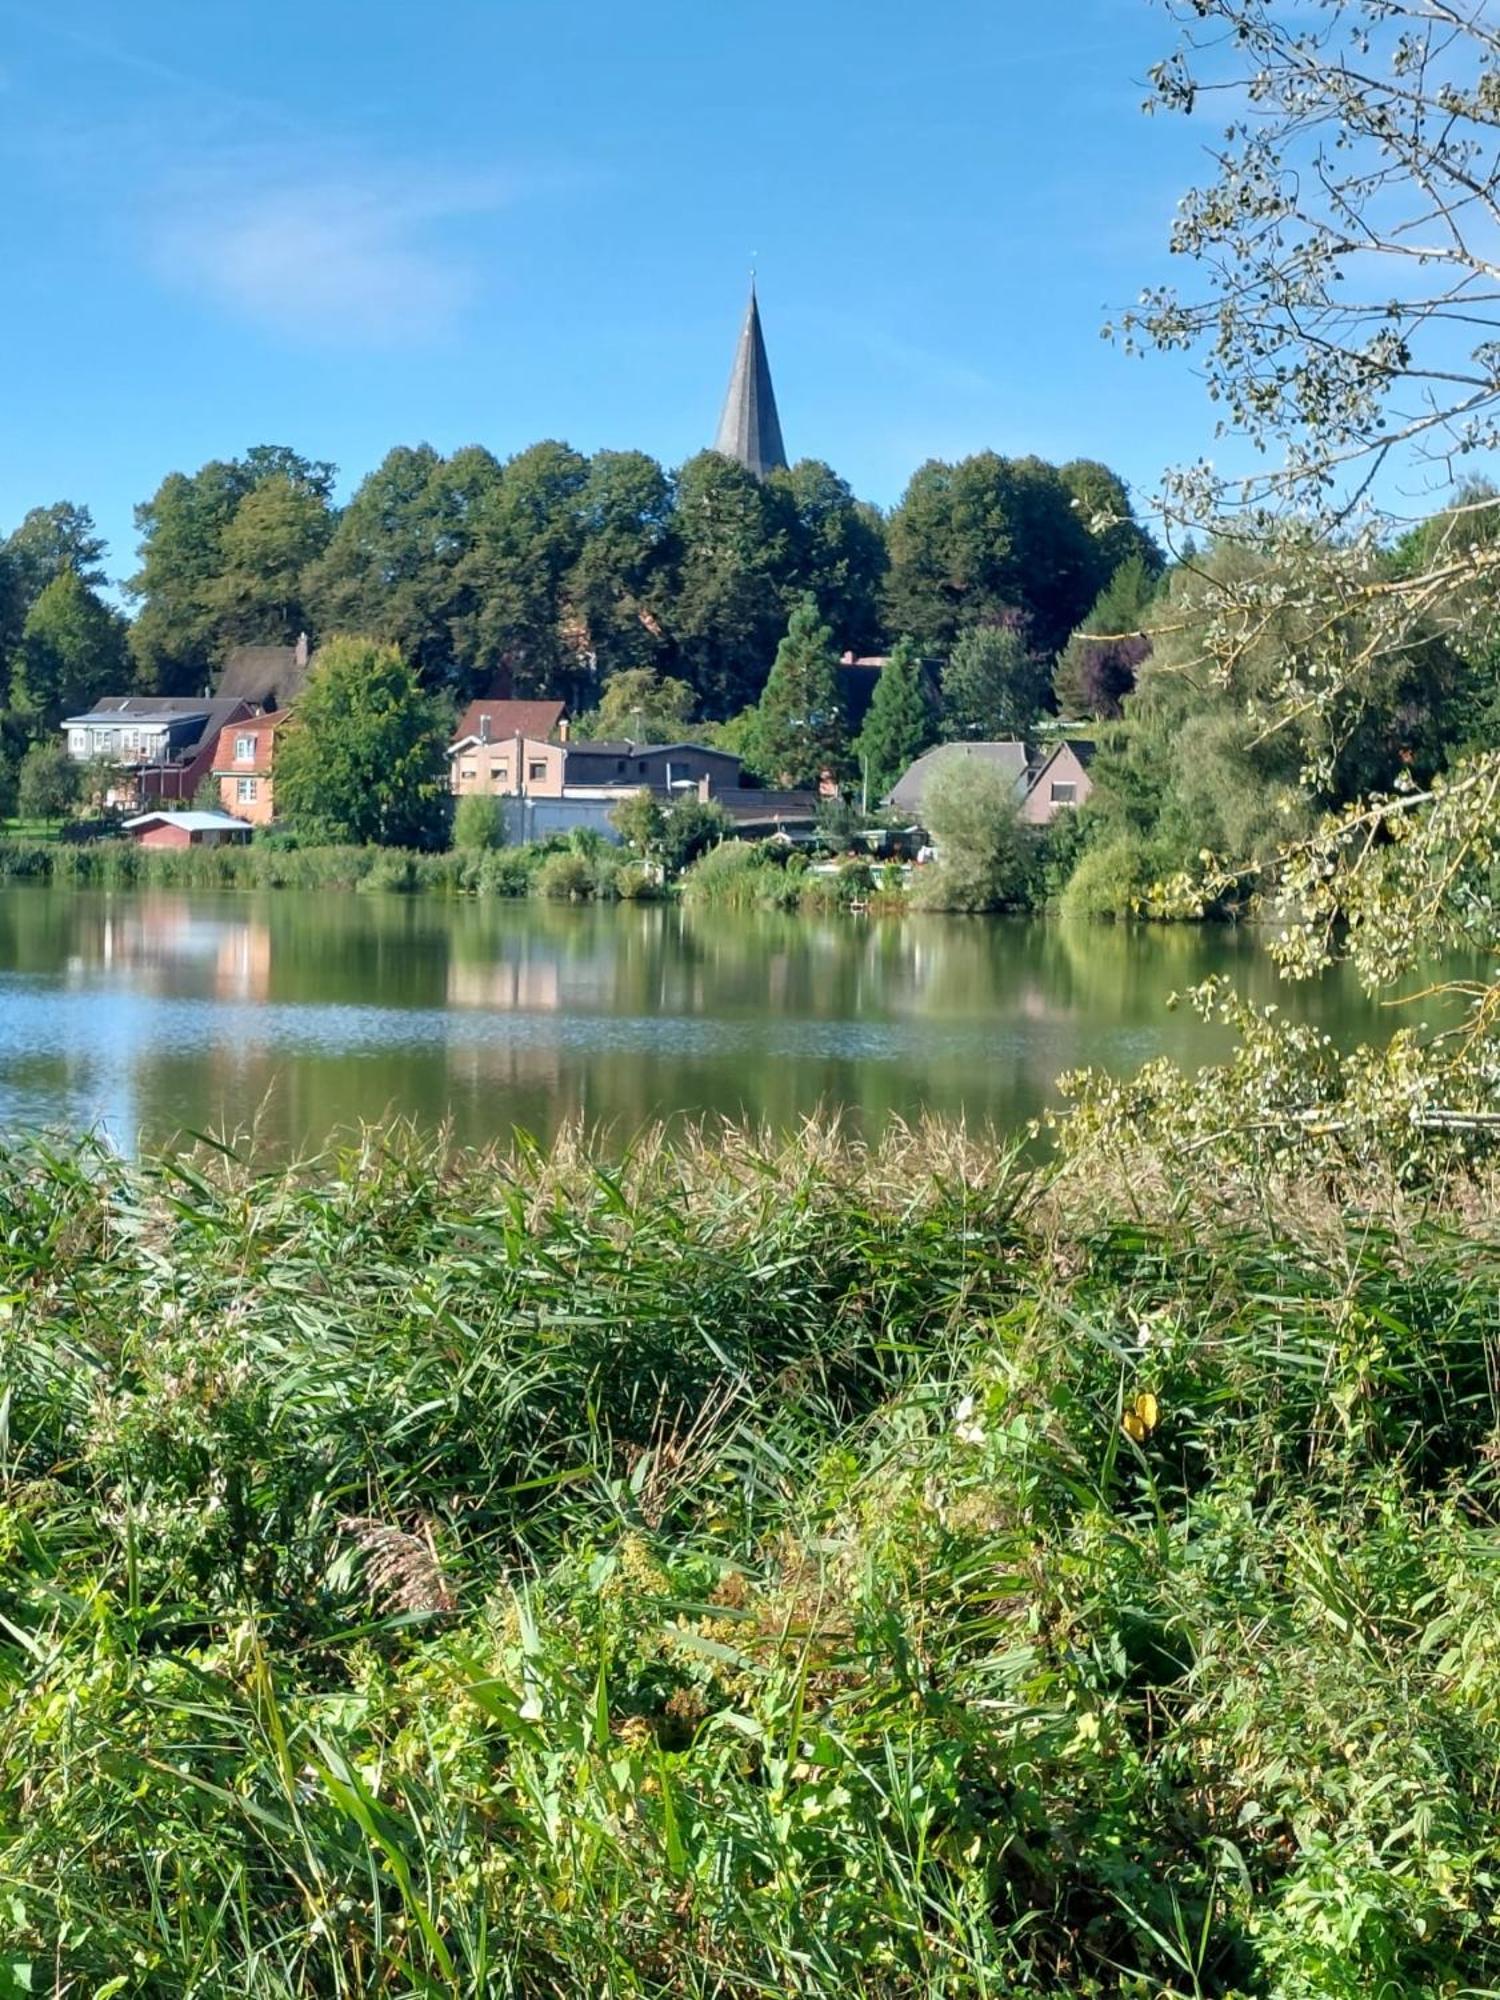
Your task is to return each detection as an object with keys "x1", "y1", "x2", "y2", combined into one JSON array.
[
  {"x1": 150, "y1": 161, "x2": 513, "y2": 346},
  {"x1": 0, "y1": 2, "x2": 566, "y2": 349},
  {"x1": 0, "y1": 0, "x2": 297, "y2": 129}
]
